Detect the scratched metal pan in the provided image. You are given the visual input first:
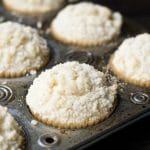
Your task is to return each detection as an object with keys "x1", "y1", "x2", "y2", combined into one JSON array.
[{"x1": 0, "y1": 3, "x2": 149, "y2": 150}]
